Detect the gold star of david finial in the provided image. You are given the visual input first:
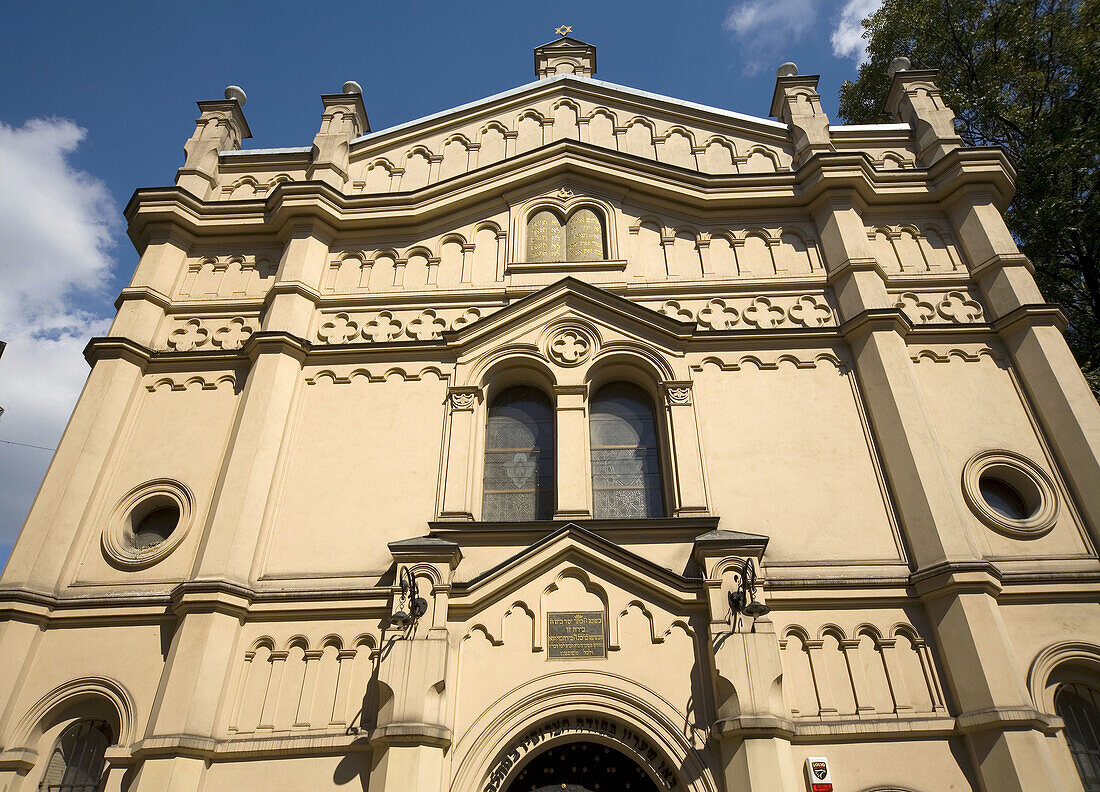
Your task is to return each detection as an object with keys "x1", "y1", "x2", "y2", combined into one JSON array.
[{"x1": 555, "y1": 25, "x2": 573, "y2": 37}]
